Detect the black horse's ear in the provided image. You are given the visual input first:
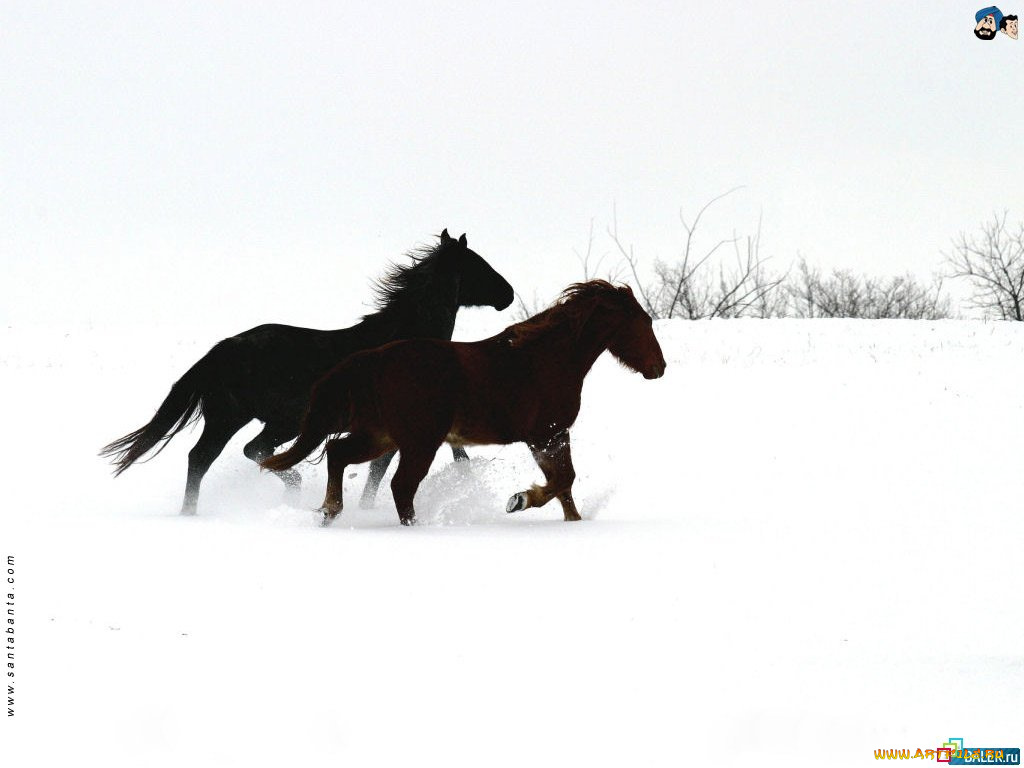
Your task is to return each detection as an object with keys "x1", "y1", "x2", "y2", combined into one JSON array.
[
  {"x1": 440, "y1": 229, "x2": 451, "y2": 242},
  {"x1": 458, "y1": 233, "x2": 467, "y2": 246}
]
